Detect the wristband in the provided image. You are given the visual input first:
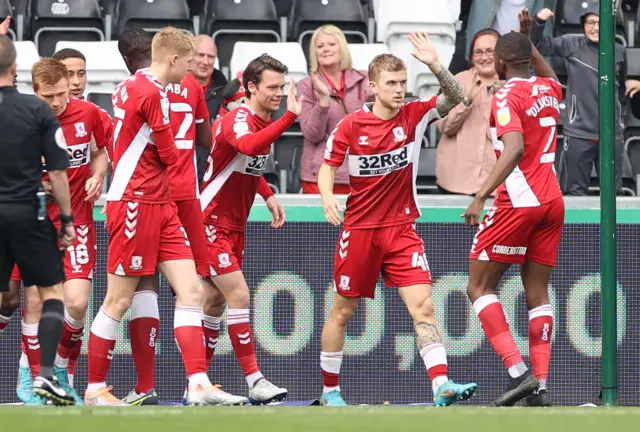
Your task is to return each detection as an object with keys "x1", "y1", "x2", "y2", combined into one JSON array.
[{"x1": 60, "y1": 214, "x2": 74, "y2": 226}]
